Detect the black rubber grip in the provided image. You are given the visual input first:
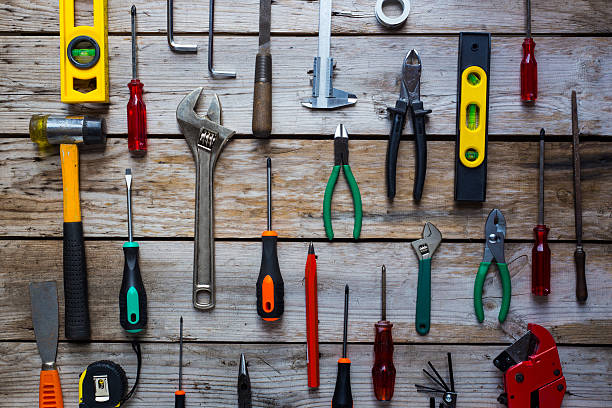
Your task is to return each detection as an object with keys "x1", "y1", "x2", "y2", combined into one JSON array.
[
  {"x1": 386, "y1": 100, "x2": 408, "y2": 200},
  {"x1": 332, "y1": 361, "x2": 353, "y2": 408},
  {"x1": 174, "y1": 392, "x2": 186, "y2": 408},
  {"x1": 256, "y1": 235, "x2": 284, "y2": 319},
  {"x1": 63, "y1": 221, "x2": 90, "y2": 340},
  {"x1": 119, "y1": 245, "x2": 148, "y2": 332},
  {"x1": 575, "y1": 247, "x2": 588, "y2": 302},
  {"x1": 410, "y1": 100, "x2": 431, "y2": 201}
]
